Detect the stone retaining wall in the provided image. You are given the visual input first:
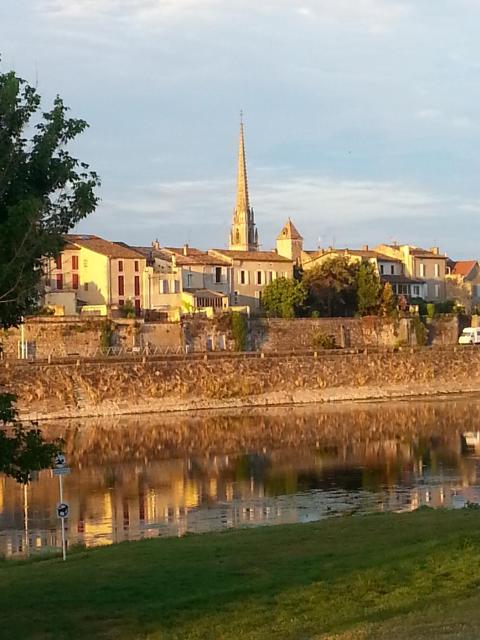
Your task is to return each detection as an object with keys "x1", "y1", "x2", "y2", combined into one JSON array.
[{"x1": 2, "y1": 346, "x2": 479, "y2": 420}]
